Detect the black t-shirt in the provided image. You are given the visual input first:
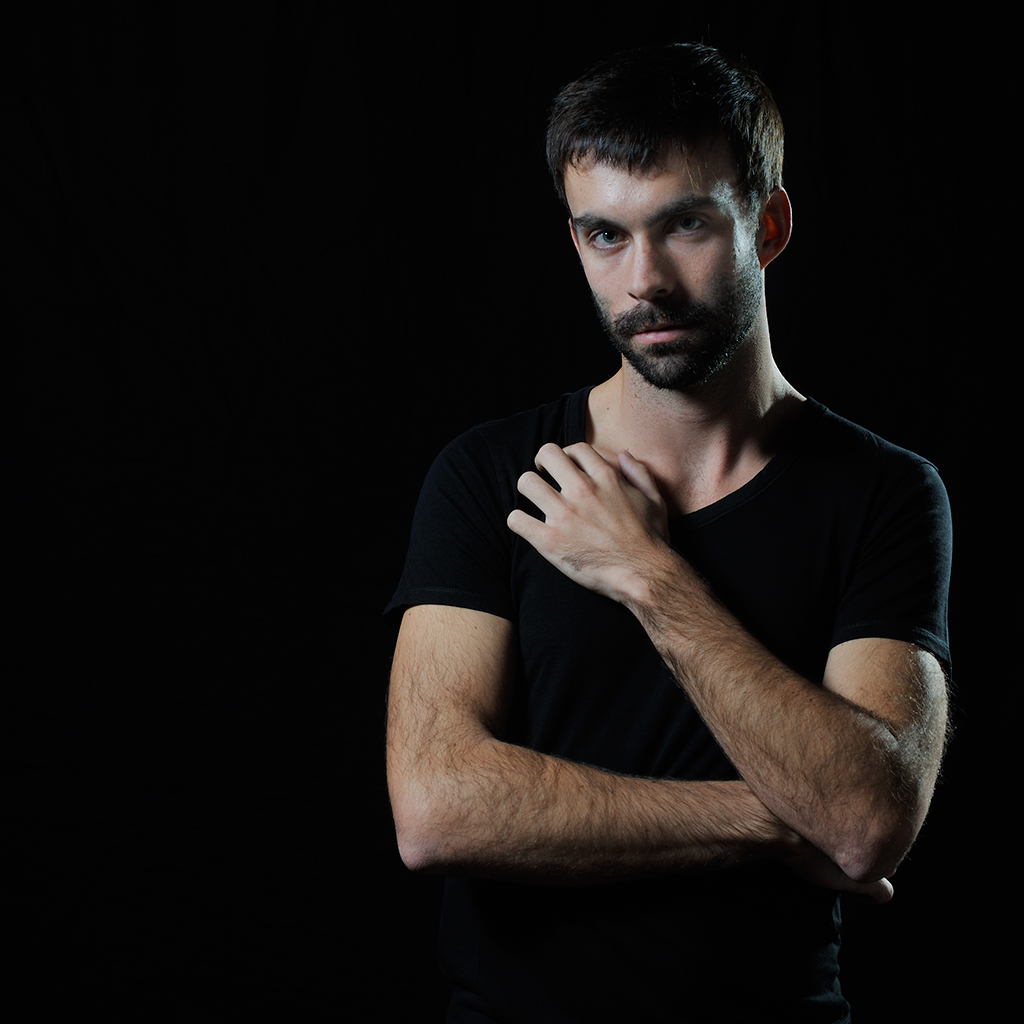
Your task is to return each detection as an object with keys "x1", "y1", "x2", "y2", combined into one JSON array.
[{"x1": 387, "y1": 388, "x2": 952, "y2": 1023}]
